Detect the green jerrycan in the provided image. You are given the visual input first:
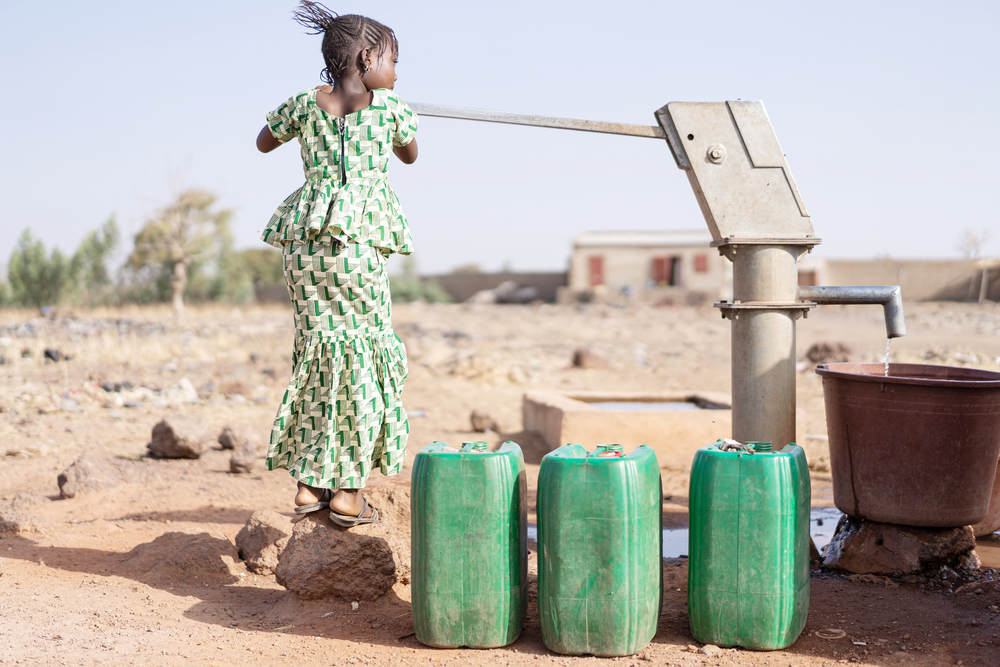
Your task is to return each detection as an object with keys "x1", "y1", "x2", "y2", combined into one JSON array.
[
  {"x1": 411, "y1": 441, "x2": 528, "y2": 648},
  {"x1": 537, "y1": 444, "x2": 662, "y2": 657},
  {"x1": 688, "y1": 441, "x2": 810, "y2": 650}
]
